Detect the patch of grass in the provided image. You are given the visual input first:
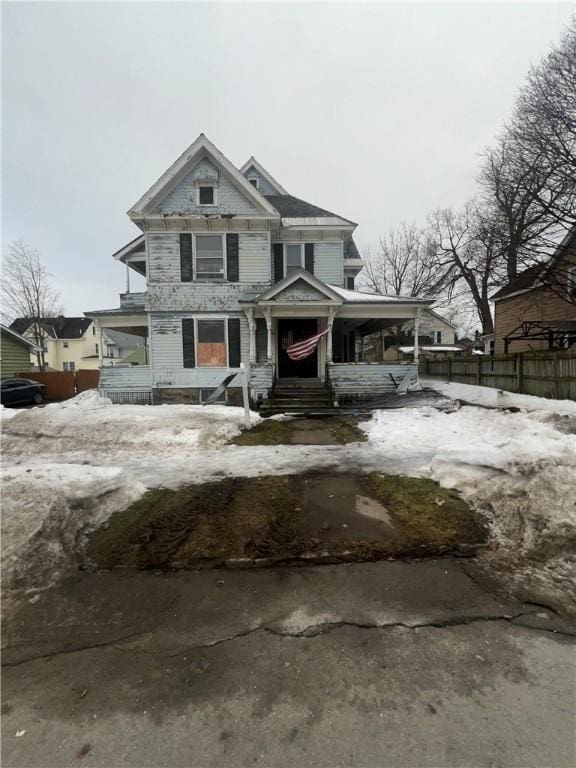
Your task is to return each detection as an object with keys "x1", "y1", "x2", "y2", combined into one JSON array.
[
  {"x1": 231, "y1": 417, "x2": 367, "y2": 446},
  {"x1": 365, "y1": 473, "x2": 487, "y2": 548},
  {"x1": 329, "y1": 418, "x2": 367, "y2": 444},
  {"x1": 87, "y1": 476, "x2": 300, "y2": 570},
  {"x1": 232, "y1": 419, "x2": 295, "y2": 446}
]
